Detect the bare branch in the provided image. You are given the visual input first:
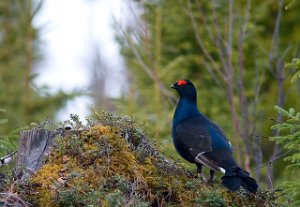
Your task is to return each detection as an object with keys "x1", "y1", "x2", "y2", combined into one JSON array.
[
  {"x1": 194, "y1": 0, "x2": 215, "y2": 44},
  {"x1": 253, "y1": 113, "x2": 282, "y2": 123},
  {"x1": 269, "y1": 0, "x2": 284, "y2": 61},
  {"x1": 266, "y1": 163, "x2": 274, "y2": 189},
  {"x1": 249, "y1": 133, "x2": 269, "y2": 139},
  {"x1": 0, "y1": 192, "x2": 30, "y2": 207},
  {"x1": 120, "y1": 25, "x2": 177, "y2": 104},
  {"x1": 186, "y1": 0, "x2": 223, "y2": 78},
  {"x1": 122, "y1": 28, "x2": 155, "y2": 80},
  {"x1": 211, "y1": 0, "x2": 226, "y2": 47},
  {"x1": 227, "y1": 0, "x2": 234, "y2": 75},
  {"x1": 211, "y1": 0, "x2": 229, "y2": 75},
  {"x1": 255, "y1": 149, "x2": 292, "y2": 170},
  {"x1": 237, "y1": 0, "x2": 252, "y2": 171}
]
